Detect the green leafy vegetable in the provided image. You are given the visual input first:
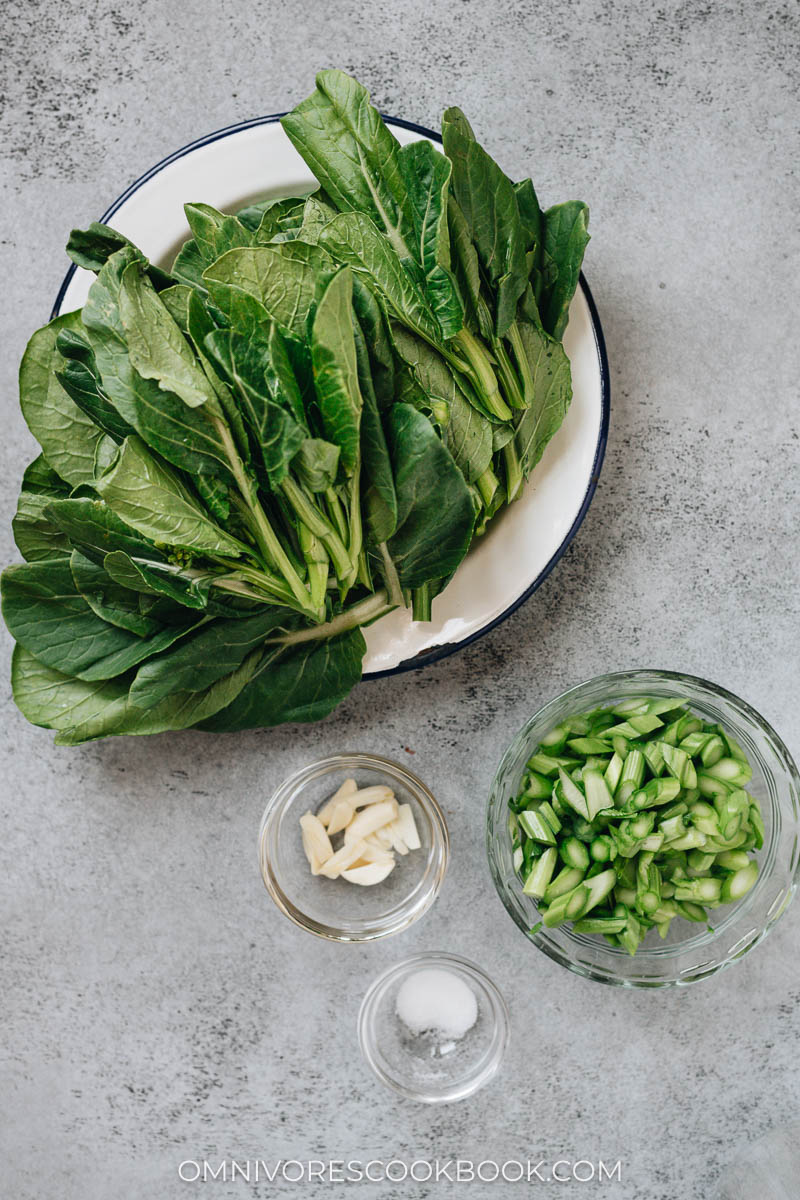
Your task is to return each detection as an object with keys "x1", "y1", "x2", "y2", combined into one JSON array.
[{"x1": 4, "y1": 67, "x2": 590, "y2": 742}]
